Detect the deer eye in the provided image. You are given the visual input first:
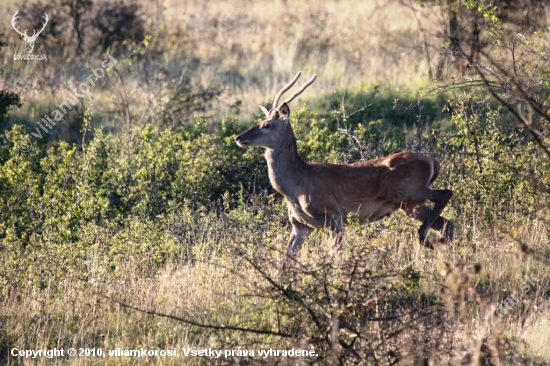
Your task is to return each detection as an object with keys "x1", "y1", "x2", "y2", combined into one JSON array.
[{"x1": 263, "y1": 122, "x2": 271, "y2": 129}]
